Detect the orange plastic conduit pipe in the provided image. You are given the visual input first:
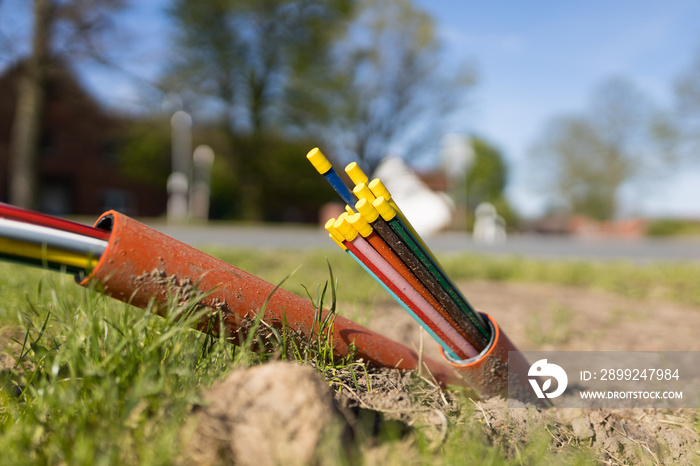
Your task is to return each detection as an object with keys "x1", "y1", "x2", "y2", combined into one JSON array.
[{"x1": 79, "y1": 211, "x2": 534, "y2": 400}]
